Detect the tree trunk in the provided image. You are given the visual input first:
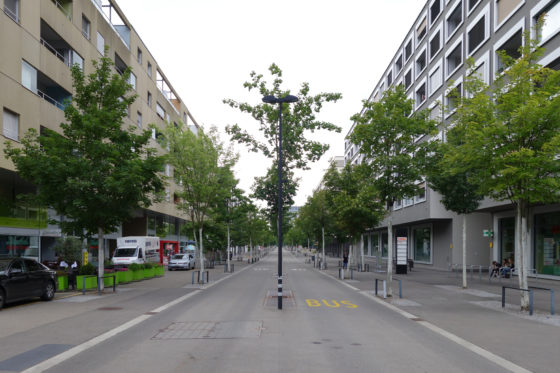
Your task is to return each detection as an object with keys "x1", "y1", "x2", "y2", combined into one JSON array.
[
  {"x1": 199, "y1": 227, "x2": 204, "y2": 282},
  {"x1": 462, "y1": 214, "x2": 467, "y2": 289},
  {"x1": 250, "y1": 237, "x2": 253, "y2": 262},
  {"x1": 322, "y1": 226, "x2": 325, "y2": 270},
  {"x1": 227, "y1": 223, "x2": 231, "y2": 272},
  {"x1": 517, "y1": 200, "x2": 529, "y2": 310},
  {"x1": 360, "y1": 234, "x2": 365, "y2": 272},
  {"x1": 98, "y1": 227, "x2": 104, "y2": 291},
  {"x1": 387, "y1": 213, "x2": 393, "y2": 297}
]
